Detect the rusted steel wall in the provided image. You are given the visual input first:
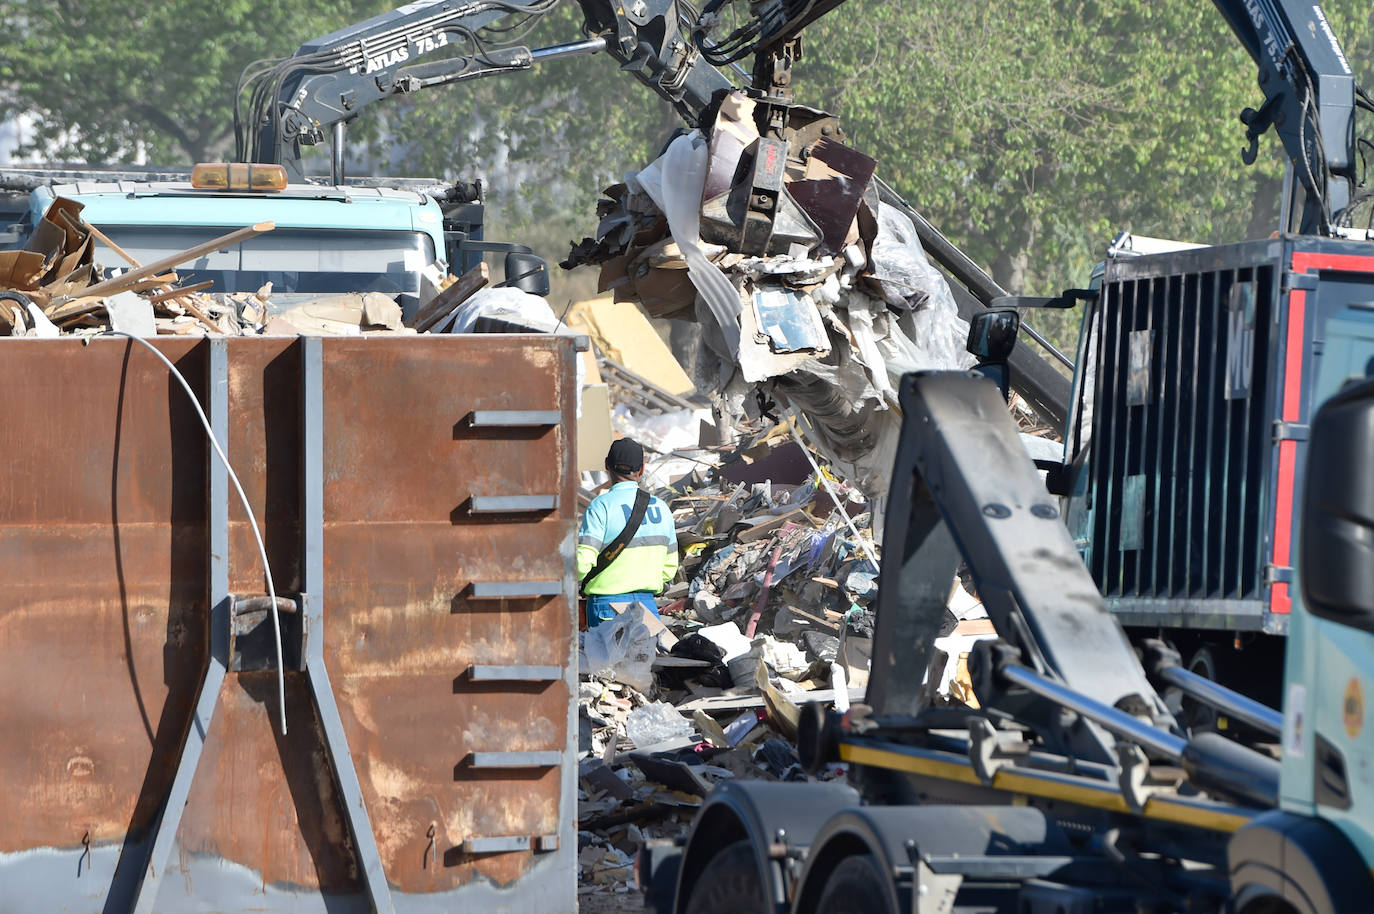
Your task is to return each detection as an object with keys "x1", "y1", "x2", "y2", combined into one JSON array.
[
  {"x1": 0, "y1": 339, "x2": 210, "y2": 854},
  {"x1": 0, "y1": 334, "x2": 579, "y2": 912}
]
